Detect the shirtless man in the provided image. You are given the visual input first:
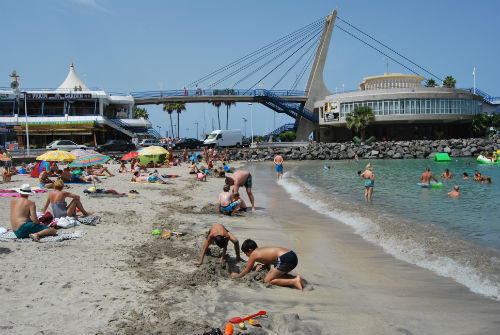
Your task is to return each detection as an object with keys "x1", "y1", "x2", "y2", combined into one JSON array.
[
  {"x1": 225, "y1": 170, "x2": 255, "y2": 212},
  {"x1": 420, "y1": 167, "x2": 438, "y2": 185},
  {"x1": 439, "y1": 168, "x2": 455, "y2": 179},
  {"x1": 230, "y1": 239, "x2": 305, "y2": 290},
  {"x1": 448, "y1": 185, "x2": 460, "y2": 198},
  {"x1": 273, "y1": 153, "x2": 284, "y2": 180},
  {"x1": 219, "y1": 185, "x2": 241, "y2": 215},
  {"x1": 198, "y1": 223, "x2": 241, "y2": 265},
  {"x1": 473, "y1": 170, "x2": 484, "y2": 181},
  {"x1": 39, "y1": 170, "x2": 54, "y2": 189},
  {"x1": 11, "y1": 184, "x2": 57, "y2": 242},
  {"x1": 42, "y1": 179, "x2": 93, "y2": 218}
]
